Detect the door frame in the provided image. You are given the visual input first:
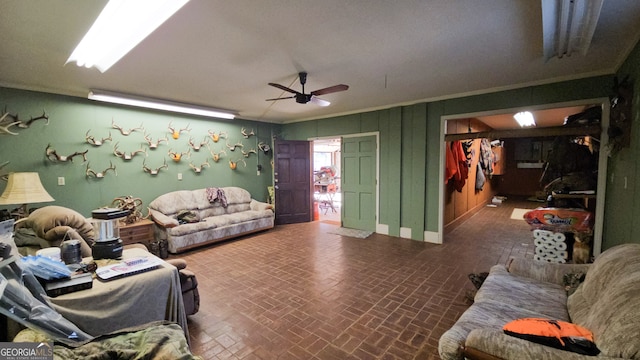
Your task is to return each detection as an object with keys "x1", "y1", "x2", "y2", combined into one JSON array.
[
  {"x1": 310, "y1": 132, "x2": 380, "y2": 230},
  {"x1": 437, "y1": 97, "x2": 610, "y2": 256}
]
